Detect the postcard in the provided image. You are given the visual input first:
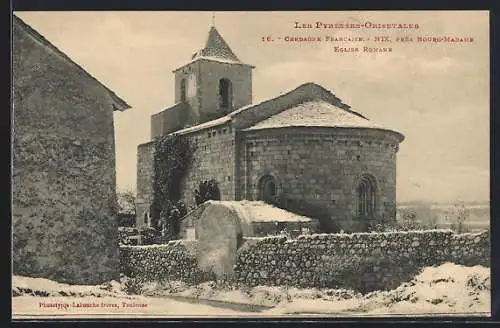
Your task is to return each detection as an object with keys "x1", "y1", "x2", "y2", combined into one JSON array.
[{"x1": 12, "y1": 10, "x2": 490, "y2": 319}]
